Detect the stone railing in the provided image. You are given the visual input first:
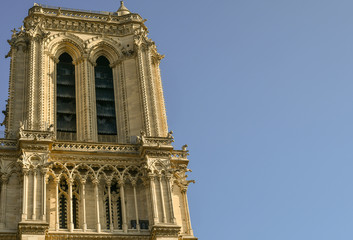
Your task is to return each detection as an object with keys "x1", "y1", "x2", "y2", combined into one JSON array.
[
  {"x1": 141, "y1": 136, "x2": 174, "y2": 147},
  {"x1": 171, "y1": 150, "x2": 189, "y2": 161},
  {"x1": 30, "y1": 4, "x2": 143, "y2": 23},
  {"x1": 52, "y1": 142, "x2": 140, "y2": 154},
  {"x1": 19, "y1": 129, "x2": 54, "y2": 141},
  {"x1": 0, "y1": 139, "x2": 18, "y2": 149}
]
